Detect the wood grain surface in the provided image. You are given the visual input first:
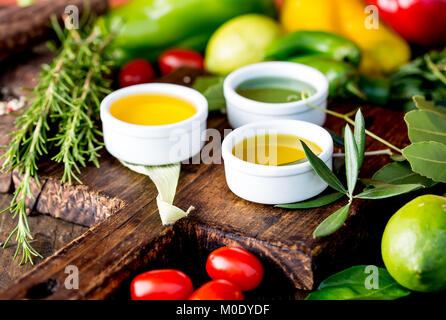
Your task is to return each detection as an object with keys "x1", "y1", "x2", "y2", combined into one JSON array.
[
  {"x1": 0, "y1": 58, "x2": 418, "y2": 299},
  {"x1": 0, "y1": 0, "x2": 108, "y2": 61},
  {"x1": 0, "y1": 193, "x2": 87, "y2": 290}
]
